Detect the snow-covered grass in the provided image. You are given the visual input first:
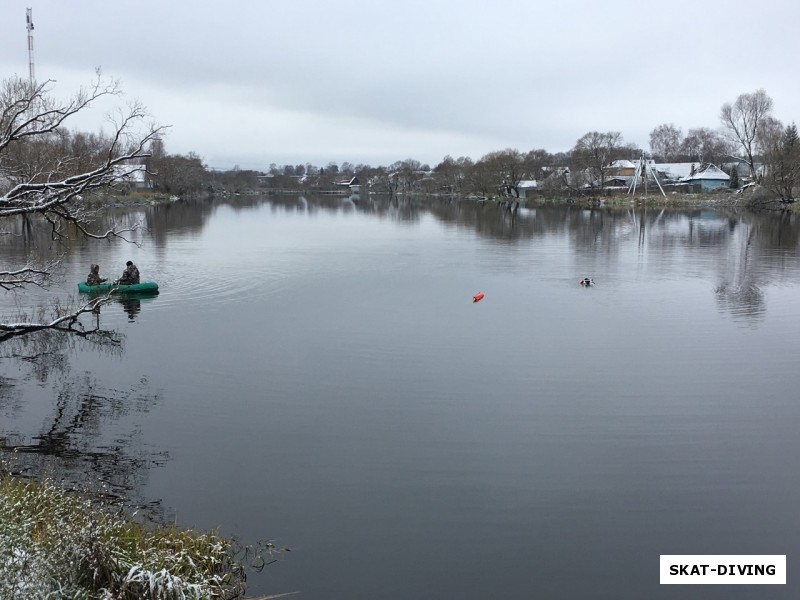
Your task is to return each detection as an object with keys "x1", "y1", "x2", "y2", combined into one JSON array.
[{"x1": 0, "y1": 475, "x2": 247, "y2": 599}]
